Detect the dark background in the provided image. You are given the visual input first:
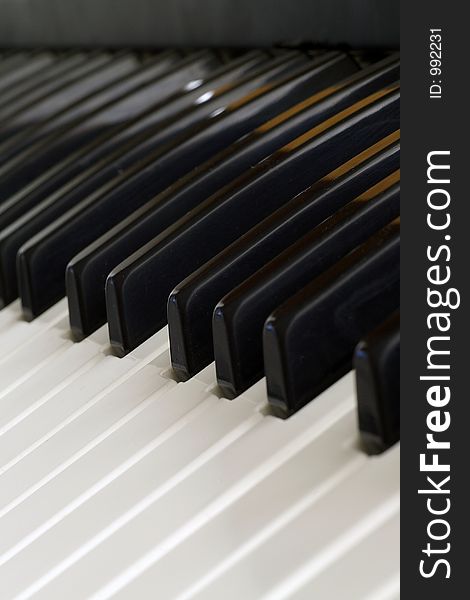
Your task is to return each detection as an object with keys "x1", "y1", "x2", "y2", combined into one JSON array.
[{"x1": 0, "y1": 0, "x2": 398, "y2": 48}]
